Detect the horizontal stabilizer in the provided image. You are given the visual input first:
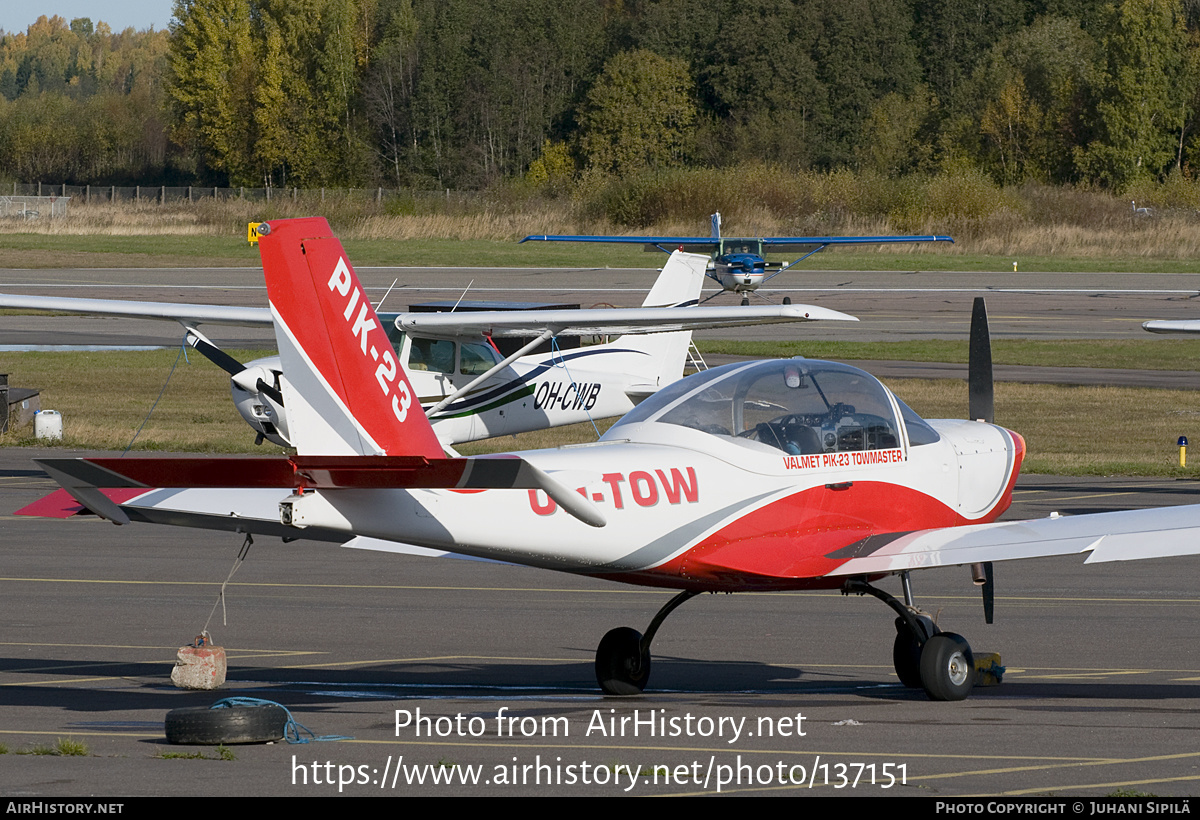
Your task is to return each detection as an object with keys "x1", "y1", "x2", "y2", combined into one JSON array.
[
  {"x1": 15, "y1": 487, "x2": 147, "y2": 519},
  {"x1": 35, "y1": 454, "x2": 606, "y2": 528}
]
